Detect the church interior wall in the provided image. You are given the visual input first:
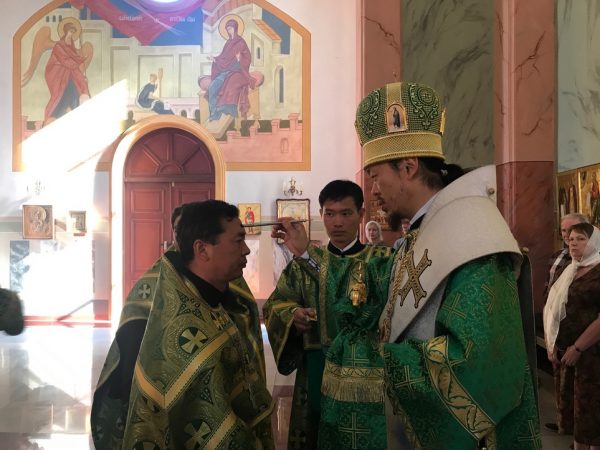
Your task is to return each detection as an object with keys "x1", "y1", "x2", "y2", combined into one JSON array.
[
  {"x1": 5, "y1": 0, "x2": 583, "y2": 321},
  {"x1": 0, "y1": 0, "x2": 360, "y2": 319}
]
